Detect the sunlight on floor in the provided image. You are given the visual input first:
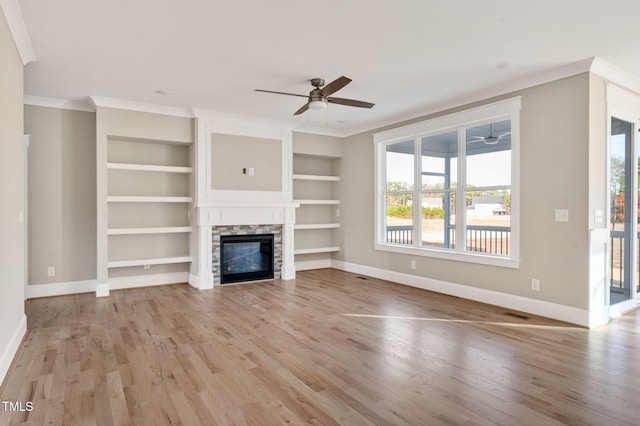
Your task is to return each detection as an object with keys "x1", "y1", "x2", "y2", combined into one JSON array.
[{"x1": 341, "y1": 313, "x2": 586, "y2": 331}]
